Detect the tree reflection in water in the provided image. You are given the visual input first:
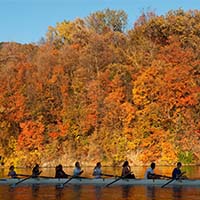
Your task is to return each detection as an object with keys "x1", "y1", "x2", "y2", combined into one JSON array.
[
  {"x1": 72, "y1": 185, "x2": 82, "y2": 200},
  {"x1": 0, "y1": 184, "x2": 200, "y2": 200},
  {"x1": 146, "y1": 186, "x2": 156, "y2": 200},
  {"x1": 121, "y1": 185, "x2": 131, "y2": 199},
  {"x1": 173, "y1": 186, "x2": 183, "y2": 199},
  {"x1": 32, "y1": 184, "x2": 40, "y2": 198},
  {"x1": 95, "y1": 186, "x2": 102, "y2": 200},
  {"x1": 55, "y1": 186, "x2": 64, "y2": 200}
]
